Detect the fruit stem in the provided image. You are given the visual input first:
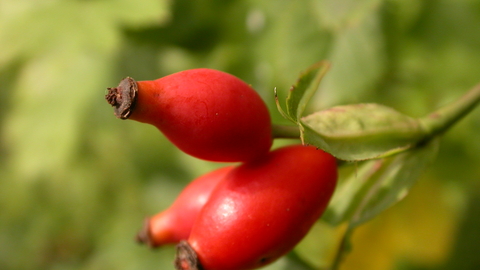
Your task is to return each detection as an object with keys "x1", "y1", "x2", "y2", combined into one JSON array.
[
  {"x1": 271, "y1": 124, "x2": 301, "y2": 139},
  {"x1": 419, "y1": 83, "x2": 480, "y2": 139},
  {"x1": 105, "y1": 77, "x2": 138, "y2": 119}
]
